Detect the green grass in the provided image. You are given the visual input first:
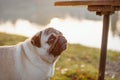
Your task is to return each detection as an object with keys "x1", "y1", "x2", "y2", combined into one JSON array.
[
  {"x1": 0, "y1": 32, "x2": 119, "y2": 80},
  {"x1": 52, "y1": 44, "x2": 120, "y2": 80},
  {"x1": 52, "y1": 44, "x2": 99, "y2": 79},
  {"x1": 0, "y1": 32, "x2": 27, "y2": 46}
]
